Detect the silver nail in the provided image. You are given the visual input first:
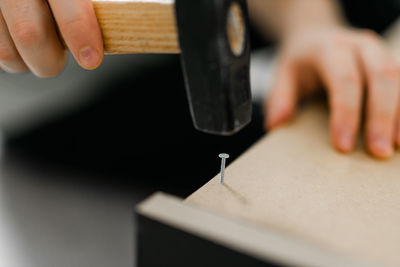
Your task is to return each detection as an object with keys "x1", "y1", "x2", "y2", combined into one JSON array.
[{"x1": 218, "y1": 153, "x2": 230, "y2": 184}]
